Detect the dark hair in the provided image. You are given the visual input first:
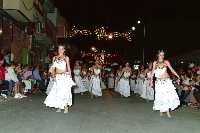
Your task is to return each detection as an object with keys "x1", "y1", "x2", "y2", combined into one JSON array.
[{"x1": 0, "y1": 53, "x2": 4, "y2": 60}]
